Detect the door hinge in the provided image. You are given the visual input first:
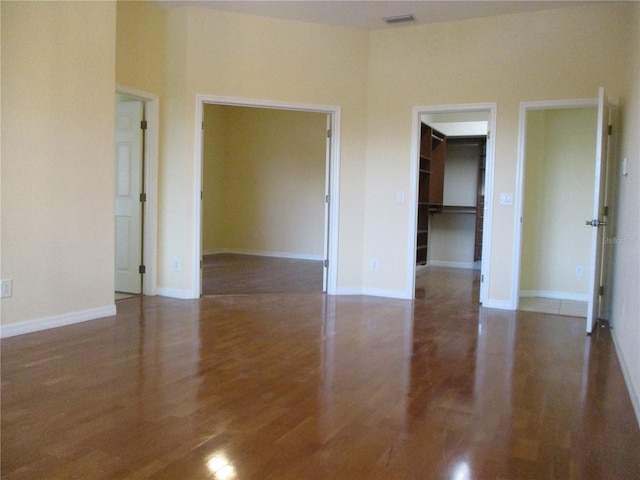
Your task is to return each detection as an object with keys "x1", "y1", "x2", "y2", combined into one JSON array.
[
  {"x1": 327, "y1": 129, "x2": 332, "y2": 138},
  {"x1": 141, "y1": 120, "x2": 148, "y2": 130},
  {"x1": 202, "y1": 121, "x2": 204, "y2": 130},
  {"x1": 608, "y1": 124, "x2": 612, "y2": 135},
  {"x1": 487, "y1": 130, "x2": 490, "y2": 140},
  {"x1": 481, "y1": 274, "x2": 484, "y2": 283},
  {"x1": 139, "y1": 265, "x2": 146, "y2": 274},
  {"x1": 200, "y1": 259, "x2": 203, "y2": 269},
  {"x1": 324, "y1": 259, "x2": 328, "y2": 268},
  {"x1": 139, "y1": 192, "x2": 147, "y2": 202},
  {"x1": 599, "y1": 285, "x2": 605, "y2": 296},
  {"x1": 603, "y1": 205, "x2": 609, "y2": 217},
  {"x1": 325, "y1": 194, "x2": 330, "y2": 203}
]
